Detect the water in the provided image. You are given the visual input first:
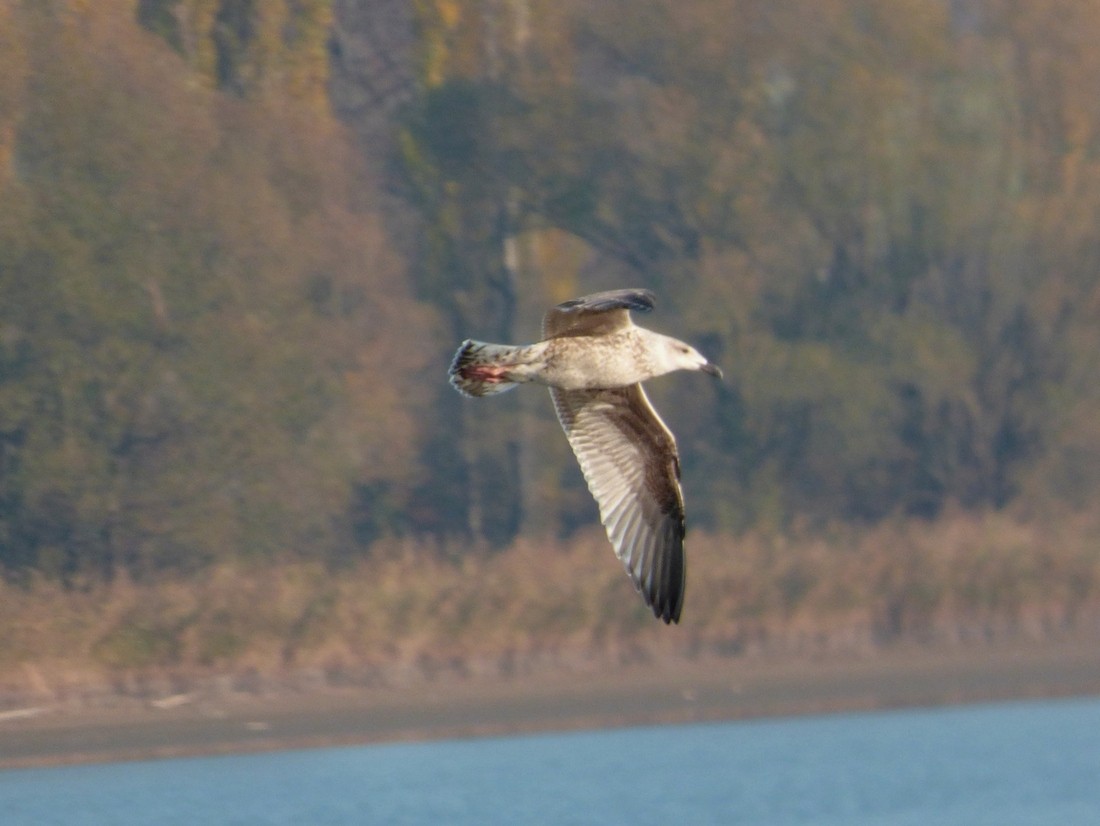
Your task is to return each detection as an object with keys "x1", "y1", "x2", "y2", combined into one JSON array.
[{"x1": 2, "y1": 696, "x2": 1098, "y2": 825}]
